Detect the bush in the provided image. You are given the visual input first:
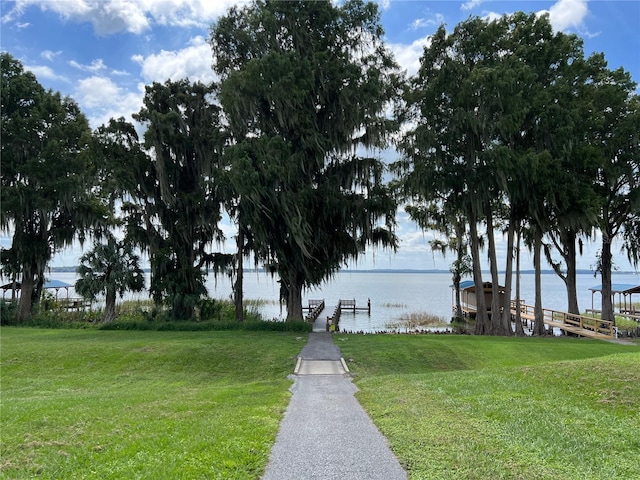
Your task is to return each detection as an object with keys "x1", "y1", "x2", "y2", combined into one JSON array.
[
  {"x1": 99, "y1": 318, "x2": 311, "y2": 332},
  {"x1": 1, "y1": 296, "x2": 311, "y2": 333},
  {"x1": 0, "y1": 299, "x2": 18, "y2": 325},
  {"x1": 19, "y1": 309, "x2": 101, "y2": 328},
  {"x1": 198, "y1": 298, "x2": 224, "y2": 320}
]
